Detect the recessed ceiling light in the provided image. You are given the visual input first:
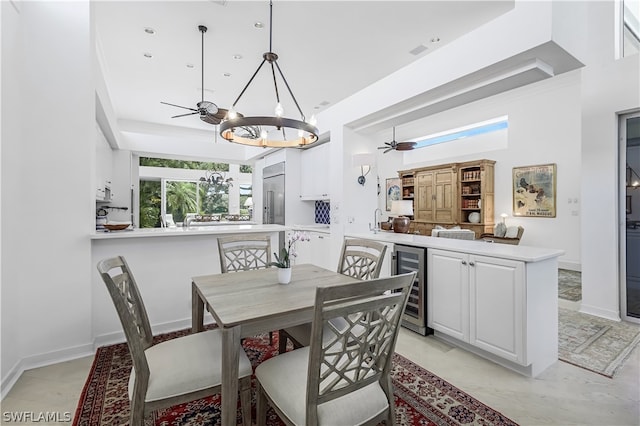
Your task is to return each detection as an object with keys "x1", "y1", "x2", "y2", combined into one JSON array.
[
  {"x1": 431, "y1": 37, "x2": 441, "y2": 43},
  {"x1": 223, "y1": 72, "x2": 232, "y2": 77},
  {"x1": 186, "y1": 63, "x2": 195, "y2": 68},
  {"x1": 254, "y1": 21, "x2": 264, "y2": 29},
  {"x1": 233, "y1": 54, "x2": 243, "y2": 60},
  {"x1": 143, "y1": 52, "x2": 153, "y2": 58},
  {"x1": 144, "y1": 27, "x2": 156, "y2": 35}
]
